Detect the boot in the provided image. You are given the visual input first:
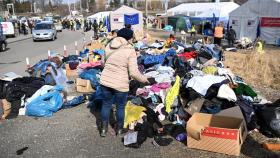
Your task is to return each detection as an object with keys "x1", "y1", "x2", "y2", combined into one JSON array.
[
  {"x1": 100, "y1": 121, "x2": 108, "y2": 137},
  {"x1": 116, "y1": 124, "x2": 127, "y2": 137}
]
